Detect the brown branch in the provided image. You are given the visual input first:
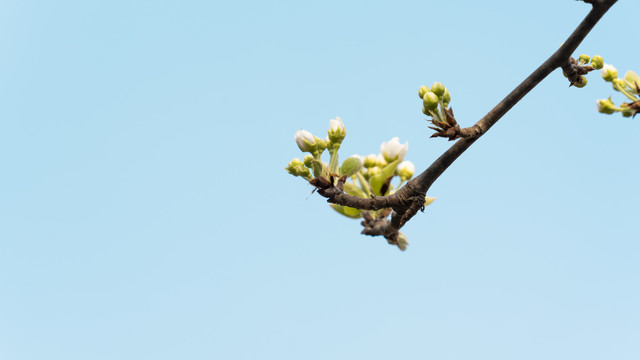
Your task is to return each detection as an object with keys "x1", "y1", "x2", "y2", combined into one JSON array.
[{"x1": 315, "y1": 0, "x2": 618, "y2": 237}]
